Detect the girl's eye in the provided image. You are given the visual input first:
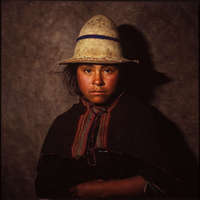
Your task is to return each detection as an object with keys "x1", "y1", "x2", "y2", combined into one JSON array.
[
  {"x1": 84, "y1": 68, "x2": 92, "y2": 73},
  {"x1": 104, "y1": 68, "x2": 114, "y2": 73}
]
